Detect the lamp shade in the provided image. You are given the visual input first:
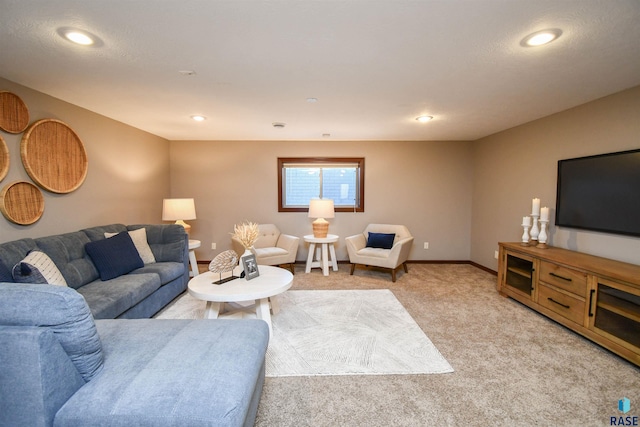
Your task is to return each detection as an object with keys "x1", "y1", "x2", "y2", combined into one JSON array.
[
  {"x1": 308, "y1": 198, "x2": 334, "y2": 219},
  {"x1": 162, "y1": 198, "x2": 196, "y2": 221}
]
